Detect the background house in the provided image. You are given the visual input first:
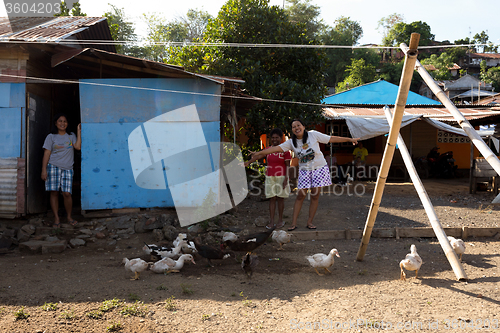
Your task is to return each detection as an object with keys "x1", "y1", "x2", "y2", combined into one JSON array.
[{"x1": 0, "y1": 17, "x2": 253, "y2": 218}]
